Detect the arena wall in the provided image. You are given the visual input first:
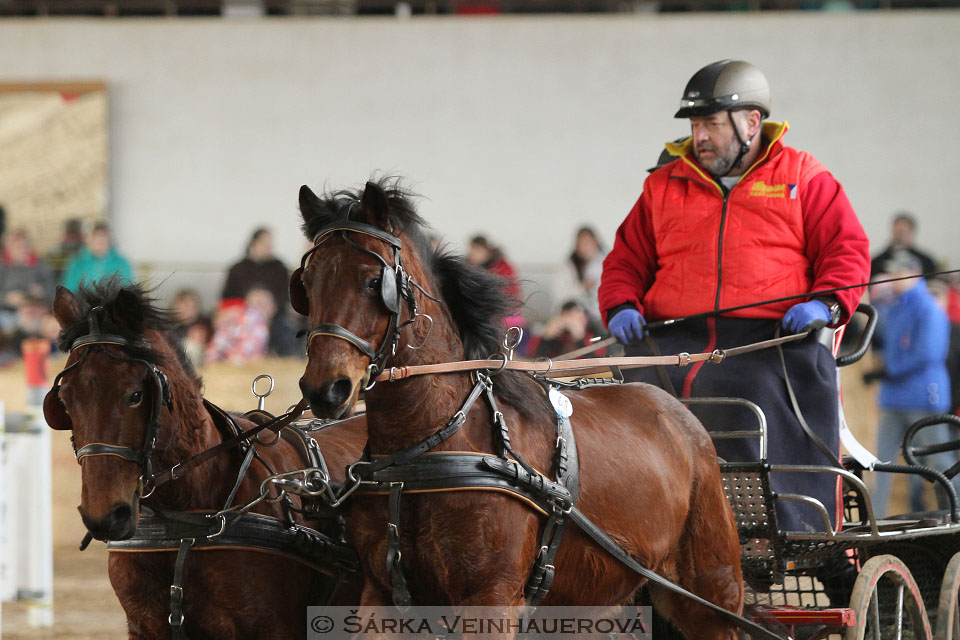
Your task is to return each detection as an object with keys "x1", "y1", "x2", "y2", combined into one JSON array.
[{"x1": 0, "y1": 13, "x2": 957, "y2": 315}]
